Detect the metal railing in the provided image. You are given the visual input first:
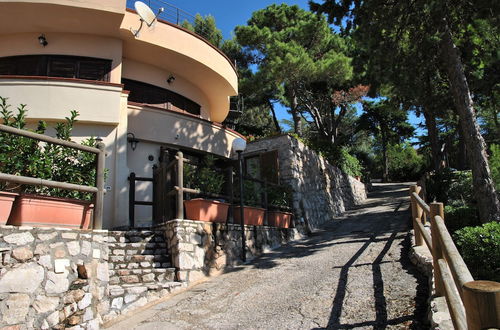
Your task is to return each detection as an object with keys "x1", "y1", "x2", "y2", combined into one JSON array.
[
  {"x1": 409, "y1": 185, "x2": 500, "y2": 330},
  {"x1": 0, "y1": 124, "x2": 105, "y2": 229},
  {"x1": 126, "y1": 0, "x2": 221, "y2": 46},
  {"x1": 166, "y1": 151, "x2": 290, "y2": 223}
]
